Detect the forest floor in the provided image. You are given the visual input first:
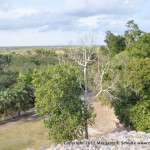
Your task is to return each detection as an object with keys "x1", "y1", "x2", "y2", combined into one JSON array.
[{"x1": 0, "y1": 100, "x2": 126, "y2": 150}]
